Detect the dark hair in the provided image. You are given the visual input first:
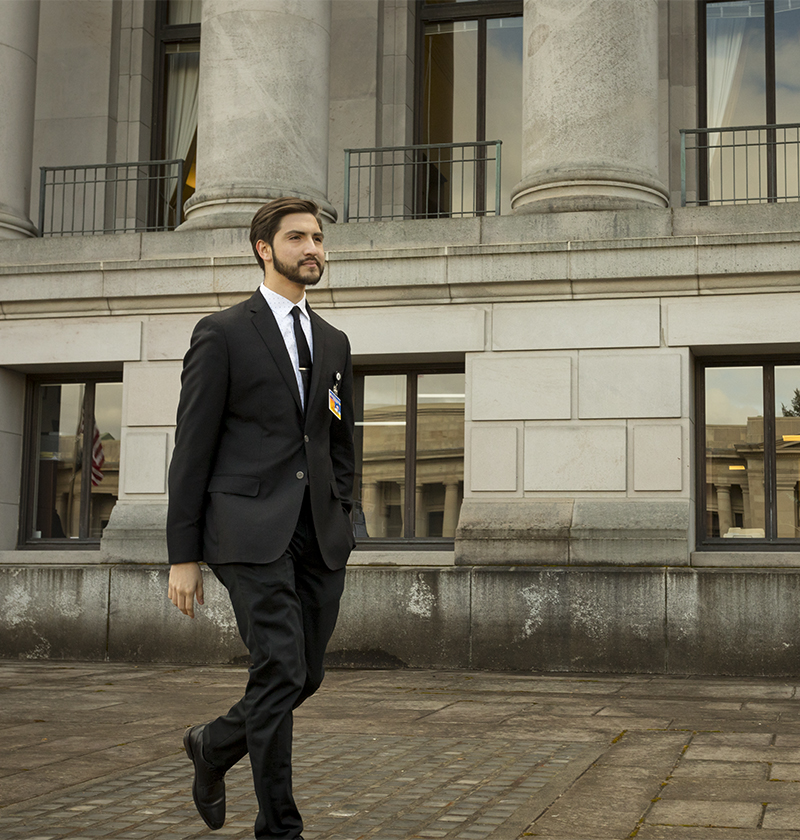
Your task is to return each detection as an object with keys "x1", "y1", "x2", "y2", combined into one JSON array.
[{"x1": 250, "y1": 197, "x2": 322, "y2": 271}]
